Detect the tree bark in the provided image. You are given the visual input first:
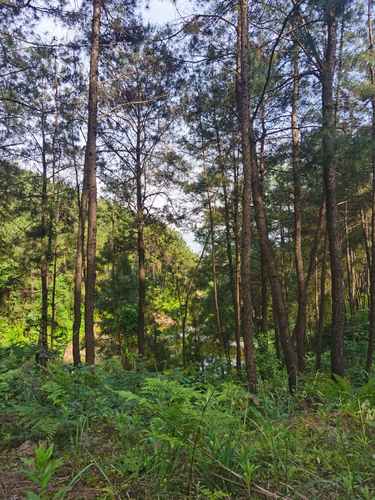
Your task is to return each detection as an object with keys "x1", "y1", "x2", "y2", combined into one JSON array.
[
  {"x1": 72, "y1": 160, "x2": 85, "y2": 366},
  {"x1": 260, "y1": 252, "x2": 268, "y2": 333},
  {"x1": 321, "y1": 4, "x2": 345, "y2": 377},
  {"x1": 344, "y1": 201, "x2": 355, "y2": 315},
  {"x1": 291, "y1": 42, "x2": 306, "y2": 372},
  {"x1": 38, "y1": 111, "x2": 49, "y2": 365},
  {"x1": 232, "y1": 150, "x2": 242, "y2": 371},
  {"x1": 251, "y1": 150, "x2": 297, "y2": 391},
  {"x1": 49, "y1": 75, "x2": 59, "y2": 352},
  {"x1": 84, "y1": 0, "x2": 102, "y2": 365},
  {"x1": 316, "y1": 234, "x2": 328, "y2": 371},
  {"x1": 136, "y1": 110, "x2": 146, "y2": 357},
  {"x1": 367, "y1": 0, "x2": 375, "y2": 374},
  {"x1": 137, "y1": 198, "x2": 146, "y2": 357},
  {"x1": 259, "y1": 107, "x2": 268, "y2": 335},
  {"x1": 237, "y1": 0, "x2": 257, "y2": 392},
  {"x1": 50, "y1": 243, "x2": 58, "y2": 349}
]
